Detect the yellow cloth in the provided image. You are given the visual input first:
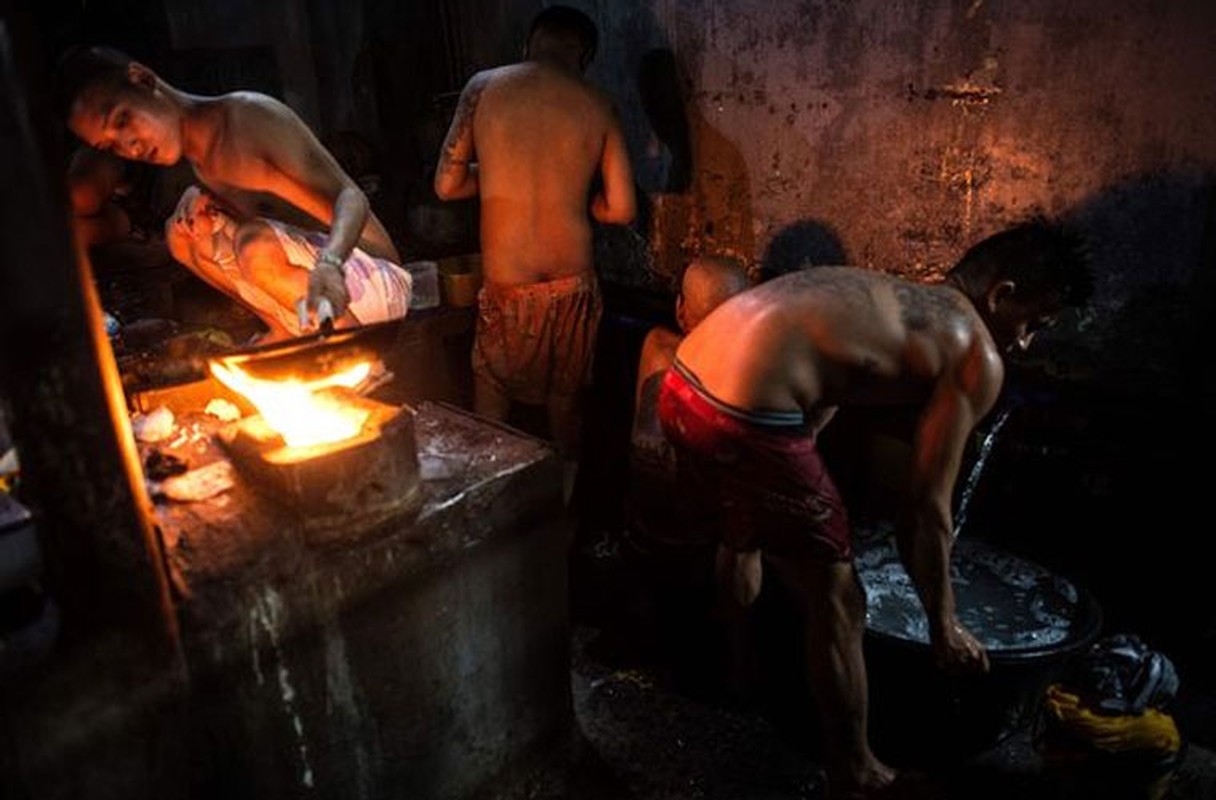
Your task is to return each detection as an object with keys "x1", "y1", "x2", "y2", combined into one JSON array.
[{"x1": 1044, "y1": 683, "x2": 1182, "y2": 754}]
